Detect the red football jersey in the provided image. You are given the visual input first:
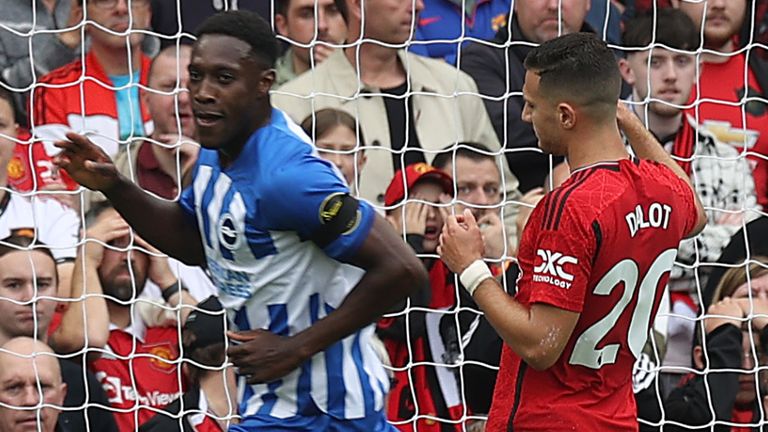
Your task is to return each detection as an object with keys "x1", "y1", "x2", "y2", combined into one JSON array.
[
  {"x1": 91, "y1": 326, "x2": 186, "y2": 432},
  {"x1": 486, "y1": 159, "x2": 698, "y2": 431}
]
